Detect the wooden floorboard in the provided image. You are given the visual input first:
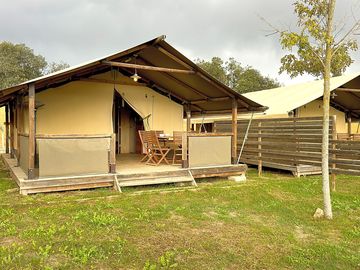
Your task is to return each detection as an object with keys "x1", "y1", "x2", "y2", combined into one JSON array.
[{"x1": 2, "y1": 154, "x2": 247, "y2": 194}]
